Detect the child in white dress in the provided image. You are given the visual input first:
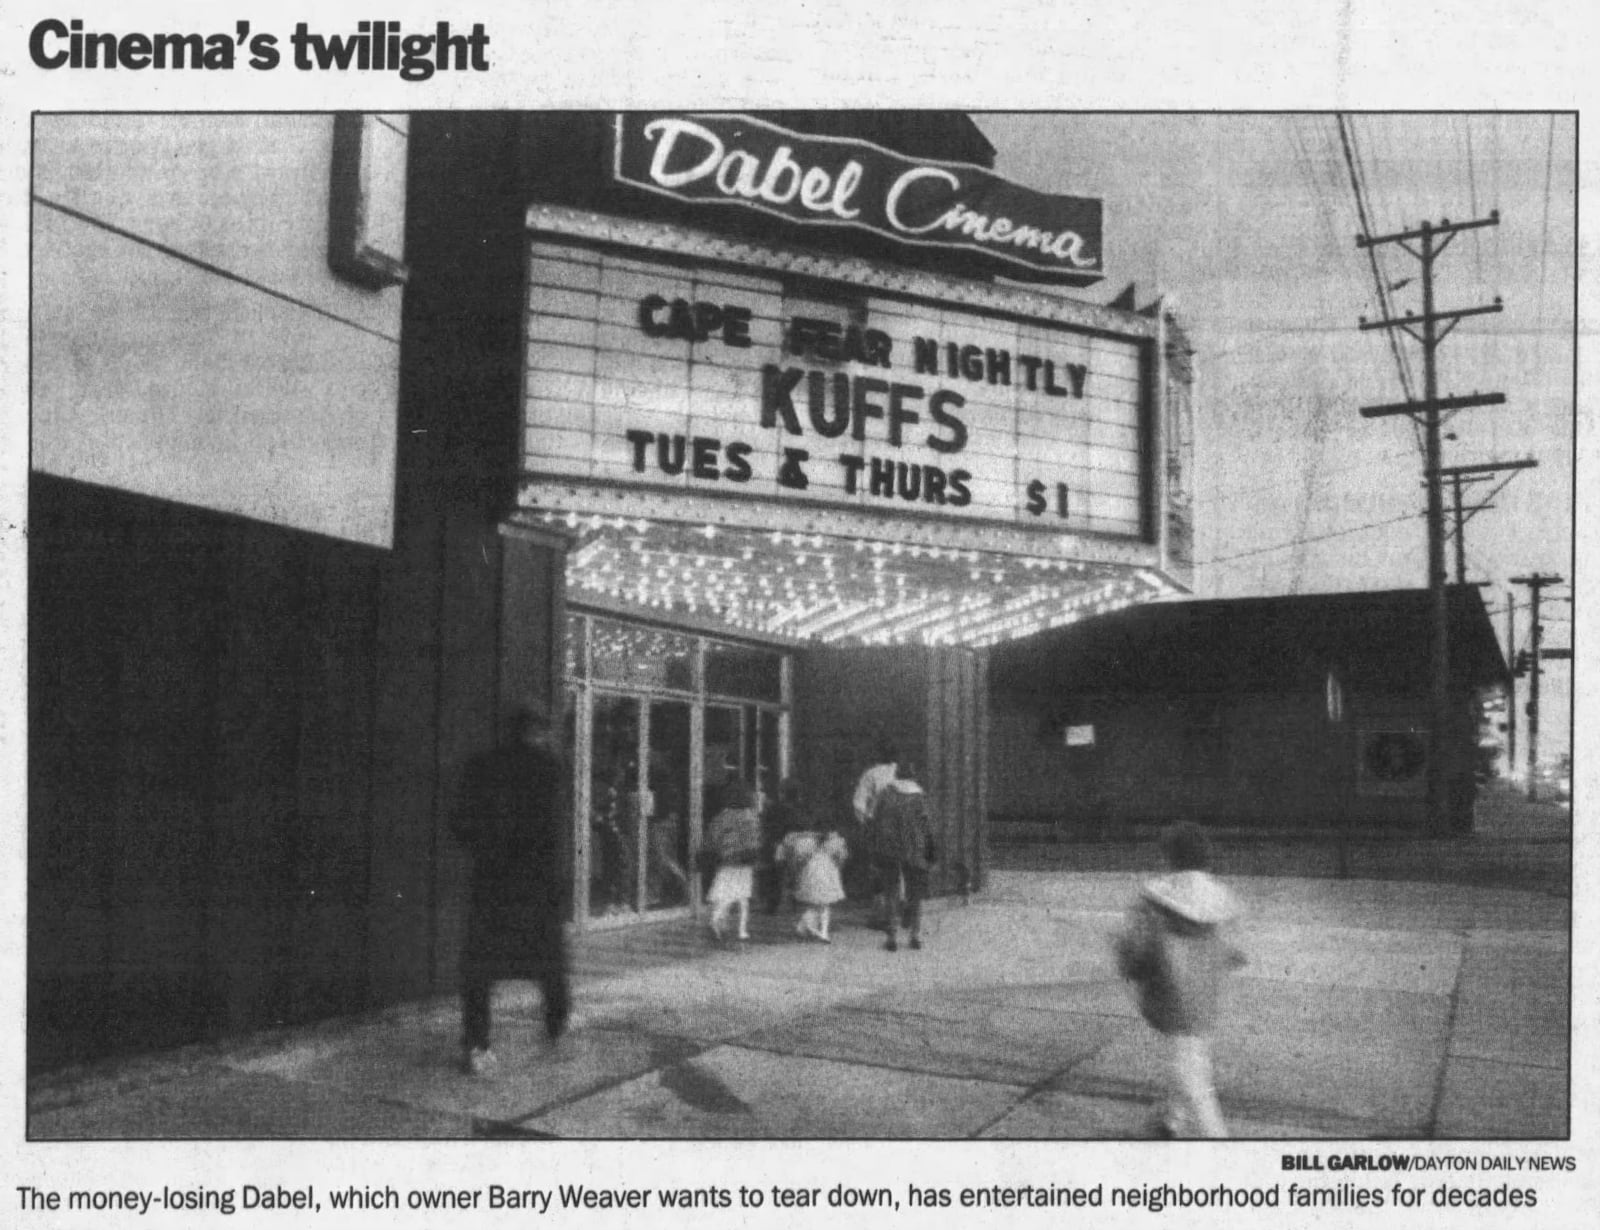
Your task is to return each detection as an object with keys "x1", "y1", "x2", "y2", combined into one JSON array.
[{"x1": 782, "y1": 830, "x2": 848, "y2": 942}]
